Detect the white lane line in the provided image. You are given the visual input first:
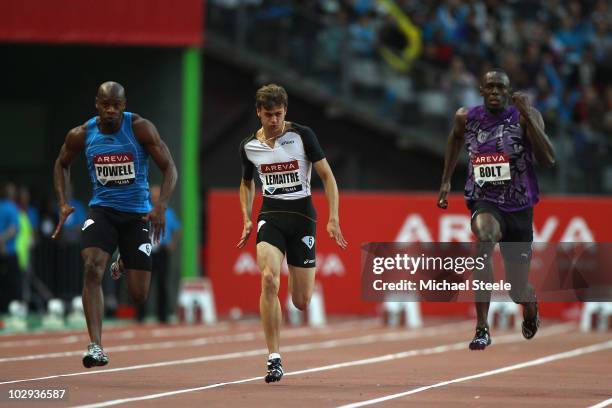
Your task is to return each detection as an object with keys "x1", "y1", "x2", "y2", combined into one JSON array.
[
  {"x1": 0, "y1": 332, "x2": 259, "y2": 363},
  {"x1": 0, "y1": 331, "x2": 138, "y2": 348},
  {"x1": 0, "y1": 335, "x2": 83, "y2": 348},
  {"x1": 0, "y1": 323, "x2": 234, "y2": 347},
  {"x1": 0, "y1": 319, "x2": 382, "y2": 363},
  {"x1": 73, "y1": 376, "x2": 265, "y2": 408},
  {"x1": 0, "y1": 320, "x2": 473, "y2": 385},
  {"x1": 338, "y1": 340, "x2": 612, "y2": 408},
  {"x1": 0, "y1": 318, "x2": 379, "y2": 348},
  {"x1": 0, "y1": 322, "x2": 159, "y2": 339},
  {"x1": 589, "y1": 398, "x2": 612, "y2": 408},
  {"x1": 147, "y1": 318, "x2": 373, "y2": 338},
  {"x1": 68, "y1": 323, "x2": 578, "y2": 408},
  {"x1": 150, "y1": 322, "x2": 233, "y2": 338}
]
